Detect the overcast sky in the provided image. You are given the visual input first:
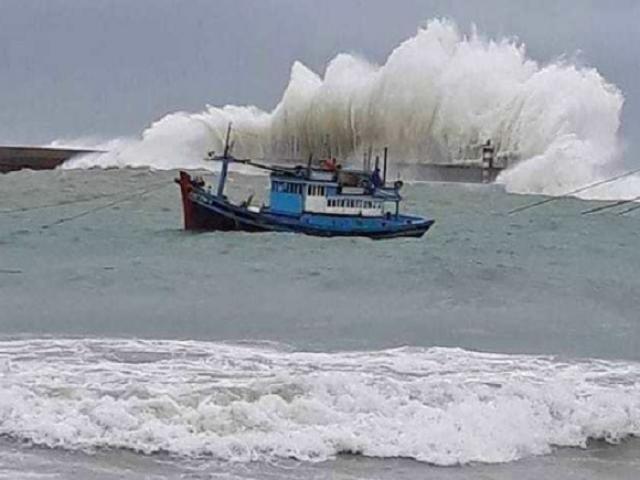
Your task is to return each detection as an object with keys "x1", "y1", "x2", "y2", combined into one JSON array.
[{"x1": 1, "y1": 0, "x2": 639, "y2": 148}]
